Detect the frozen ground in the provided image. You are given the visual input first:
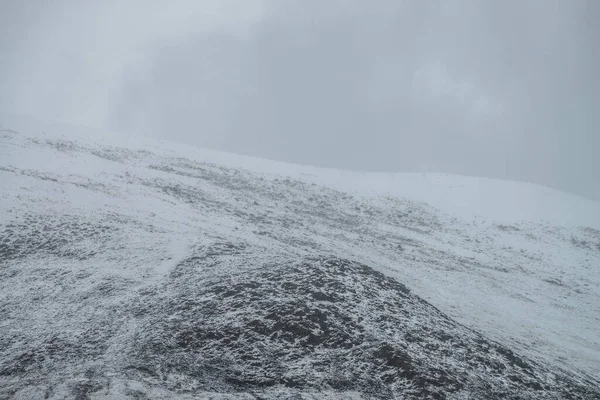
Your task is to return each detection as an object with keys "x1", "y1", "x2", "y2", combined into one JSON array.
[{"x1": 1, "y1": 114, "x2": 599, "y2": 399}]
